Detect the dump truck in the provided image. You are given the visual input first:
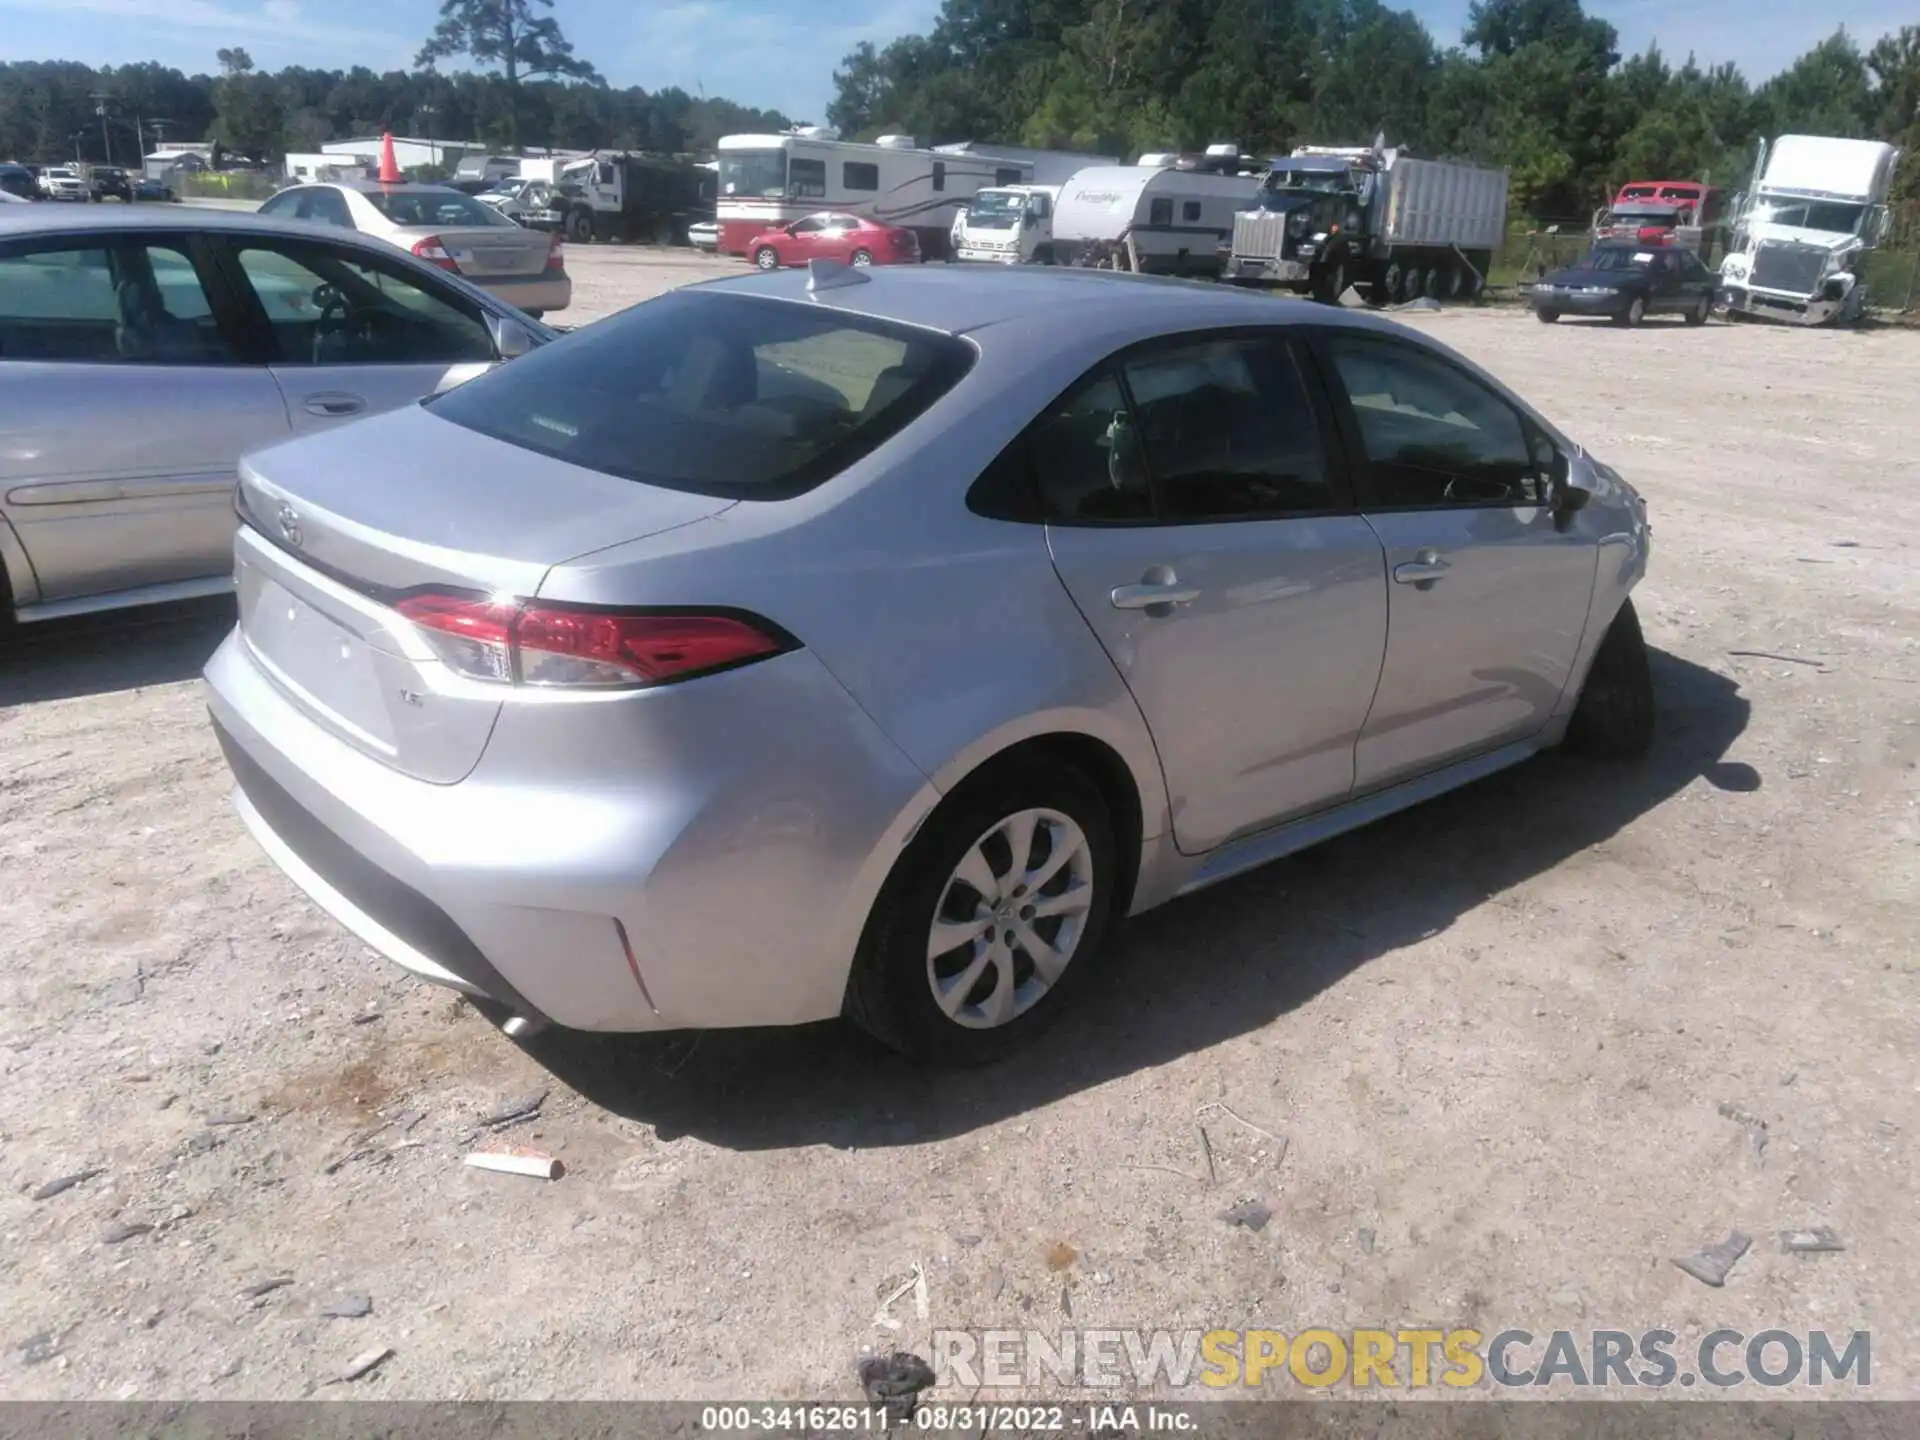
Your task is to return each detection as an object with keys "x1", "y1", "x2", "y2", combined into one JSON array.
[{"x1": 1225, "y1": 140, "x2": 1509, "y2": 305}]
